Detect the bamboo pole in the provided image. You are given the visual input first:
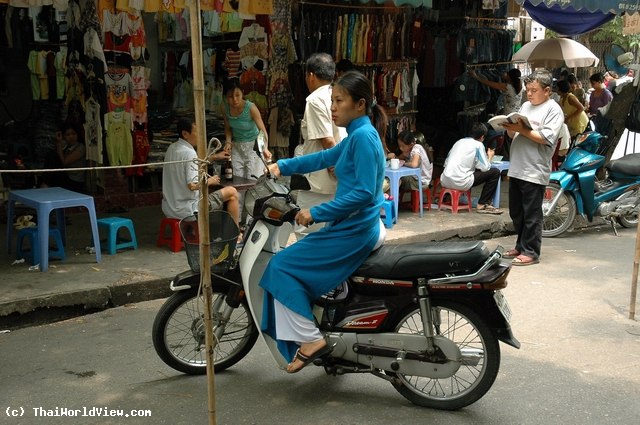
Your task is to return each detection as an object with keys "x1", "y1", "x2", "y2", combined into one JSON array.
[
  {"x1": 188, "y1": 0, "x2": 217, "y2": 423},
  {"x1": 630, "y1": 220, "x2": 640, "y2": 320}
]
